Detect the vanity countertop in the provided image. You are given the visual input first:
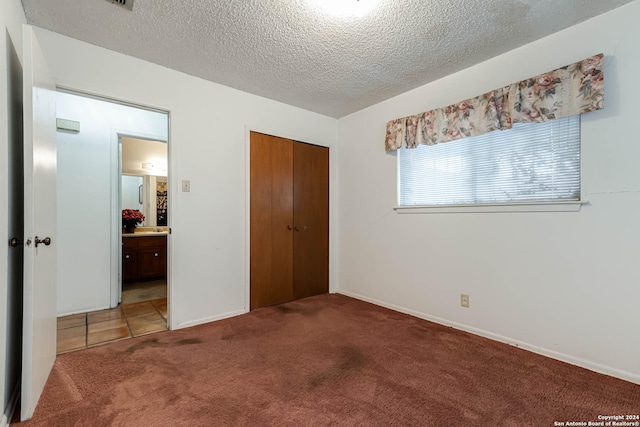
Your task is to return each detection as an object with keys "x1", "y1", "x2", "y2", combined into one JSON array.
[{"x1": 122, "y1": 232, "x2": 168, "y2": 238}]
